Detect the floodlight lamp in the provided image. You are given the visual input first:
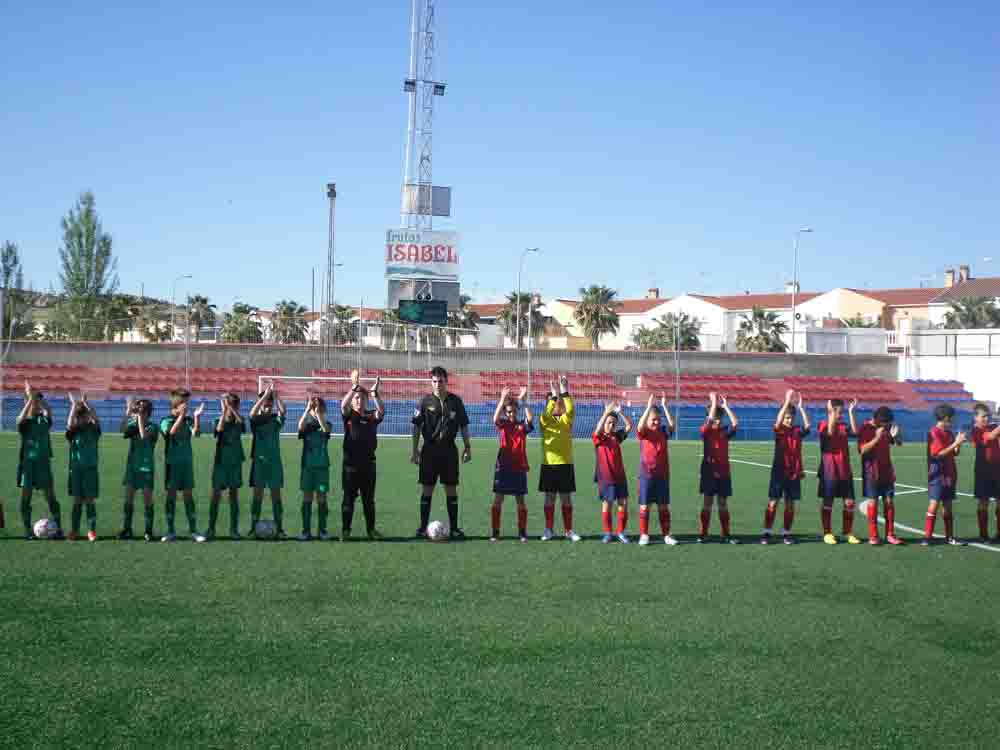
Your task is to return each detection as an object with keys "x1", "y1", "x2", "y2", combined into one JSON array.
[
  {"x1": 432, "y1": 82, "x2": 446, "y2": 96},
  {"x1": 404, "y1": 79, "x2": 417, "y2": 92}
]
